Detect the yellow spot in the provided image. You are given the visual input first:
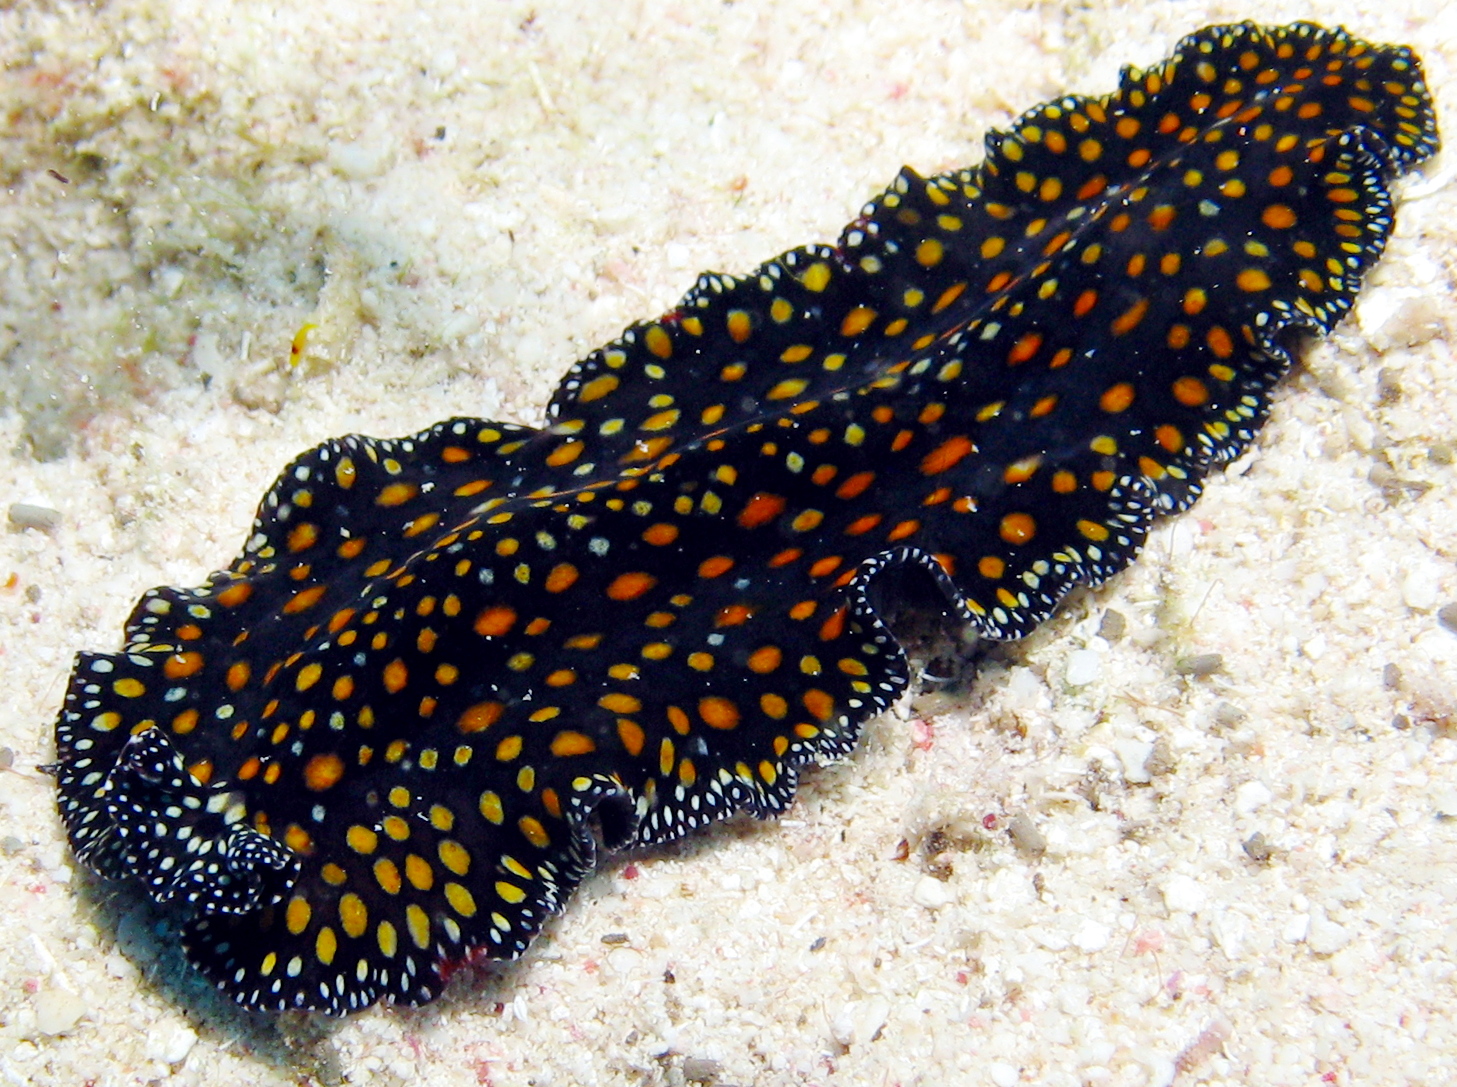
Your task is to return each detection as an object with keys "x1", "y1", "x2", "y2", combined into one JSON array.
[
  {"x1": 406, "y1": 904, "x2": 431, "y2": 949},
  {"x1": 579, "y1": 373, "x2": 620, "y2": 402},
  {"x1": 405, "y1": 853, "x2": 434, "y2": 891},
  {"x1": 315, "y1": 926, "x2": 338, "y2": 965},
  {"x1": 1237, "y1": 268, "x2": 1271, "y2": 292},
  {"x1": 113, "y1": 677, "x2": 145, "y2": 699},
  {"x1": 479, "y1": 791, "x2": 504, "y2": 824},
  {"x1": 802, "y1": 262, "x2": 832, "y2": 292},
  {"x1": 446, "y1": 882, "x2": 478, "y2": 917},
  {"x1": 339, "y1": 893, "x2": 368, "y2": 938},
  {"x1": 286, "y1": 895, "x2": 312, "y2": 936},
  {"x1": 375, "y1": 482, "x2": 418, "y2": 508},
  {"x1": 374, "y1": 858, "x2": 402, "y2": 895}
]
